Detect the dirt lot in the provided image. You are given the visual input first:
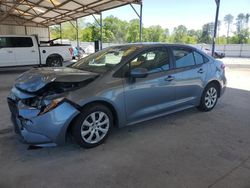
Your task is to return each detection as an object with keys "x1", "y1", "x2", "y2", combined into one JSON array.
[{"x1": 0, "y1": 58, "x2": 250, "y2": 188}]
